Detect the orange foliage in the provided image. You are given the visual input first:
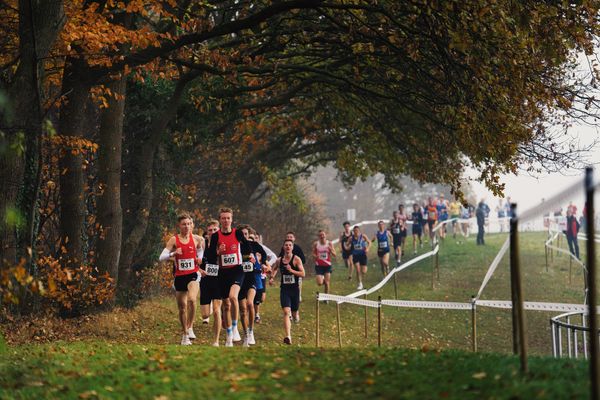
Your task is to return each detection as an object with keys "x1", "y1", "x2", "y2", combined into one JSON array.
[
  {"x1": 0, "y1": 259, "x2": 45, "y2": 305},
  {"x1": 38, "y1": 256, "x2": 114, "y2": 312}
]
